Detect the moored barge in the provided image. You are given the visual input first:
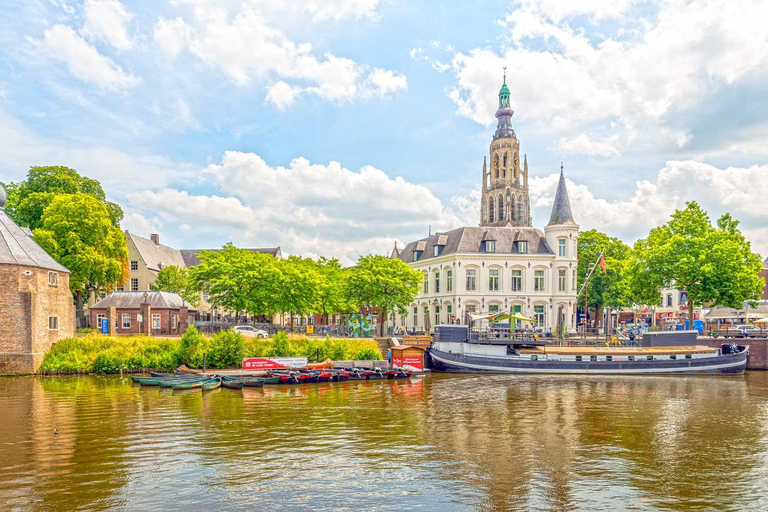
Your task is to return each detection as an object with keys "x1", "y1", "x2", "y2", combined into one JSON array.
[{"x1": 429, "y1": 326, "x2": 748, "y2": 375}]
